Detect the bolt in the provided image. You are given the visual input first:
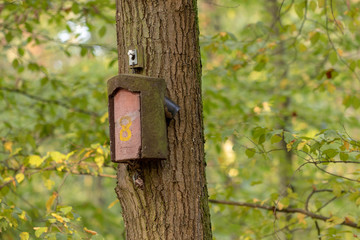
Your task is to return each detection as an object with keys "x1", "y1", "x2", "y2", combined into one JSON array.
[{"x1": 127, "y1": 50, "x2": 136, "y2": 60}]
